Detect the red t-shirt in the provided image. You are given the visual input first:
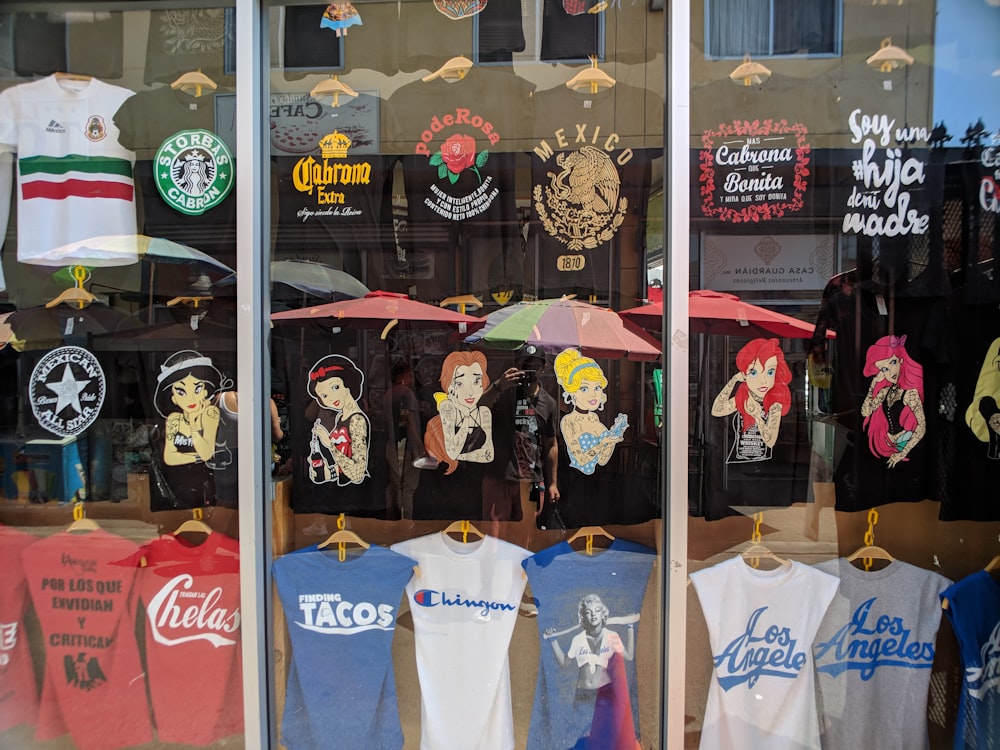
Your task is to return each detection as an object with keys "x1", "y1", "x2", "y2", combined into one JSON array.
[
  {"x1": 22, "y1": 528, "x2": 152, "y2": 750},
  {"x1": 0, "y1": 525, "x2": 40, "y2": 733},
  {"x1": 133, "y1": 532, "x2": 243, "y2": 745}
]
